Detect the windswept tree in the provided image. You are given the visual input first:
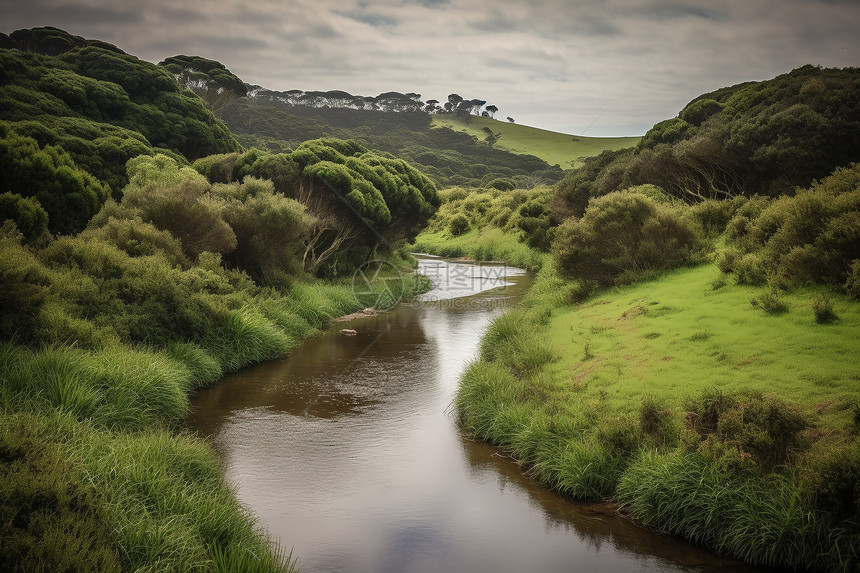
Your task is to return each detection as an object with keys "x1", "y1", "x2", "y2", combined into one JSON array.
[
  {"x1": 158, "y1": 55, "x2": 247, "y2": 117},
  {"x1": 507, "y1": 116, "x2": 515, "y2": 123},
  {"x1": 289, "y1": 138, "x2": 439, "y2": 274},
  {"x1": 485, "y1": 104, "x2": 498, "y2": 118}
]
